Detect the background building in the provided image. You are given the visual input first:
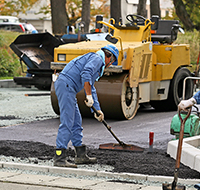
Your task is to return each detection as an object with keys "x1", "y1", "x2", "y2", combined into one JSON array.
[{"x1": 18, "y1": 0, "x2": 52, "y2": 33}]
